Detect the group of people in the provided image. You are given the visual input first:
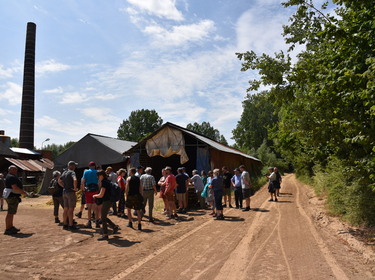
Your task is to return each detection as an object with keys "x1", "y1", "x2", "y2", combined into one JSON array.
[{"x1": 2, "y1": 161, "x2": 282, "y2": 240}]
